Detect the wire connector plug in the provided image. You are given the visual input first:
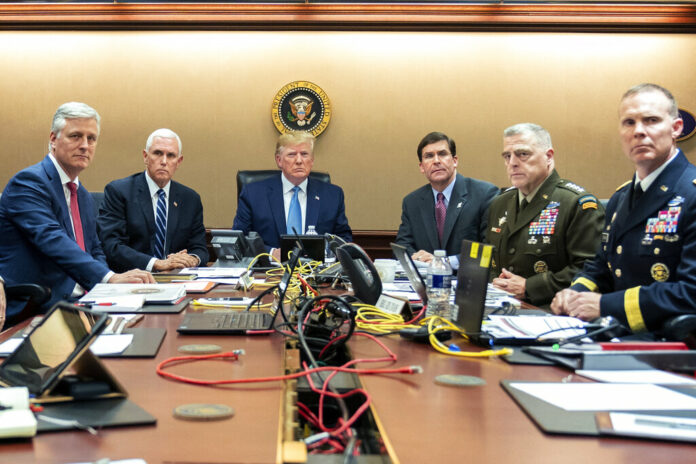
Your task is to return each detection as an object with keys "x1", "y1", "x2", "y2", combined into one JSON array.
[{"x1": 409, "y1": 365, "x2": 424, "y2": 374}]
